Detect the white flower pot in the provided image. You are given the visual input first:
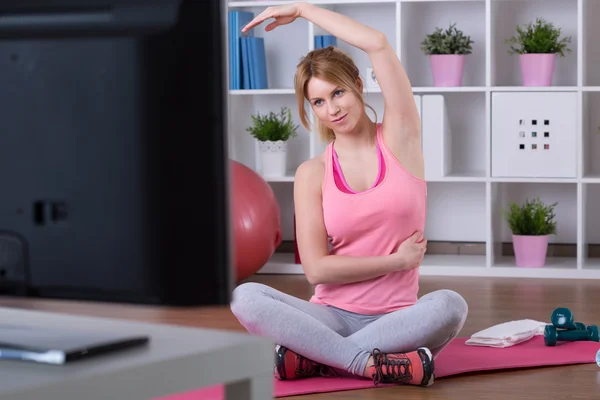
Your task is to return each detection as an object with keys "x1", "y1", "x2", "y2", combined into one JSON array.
[{"x1": 259, "y1": 140, "x2": 287, "y2": 177}]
